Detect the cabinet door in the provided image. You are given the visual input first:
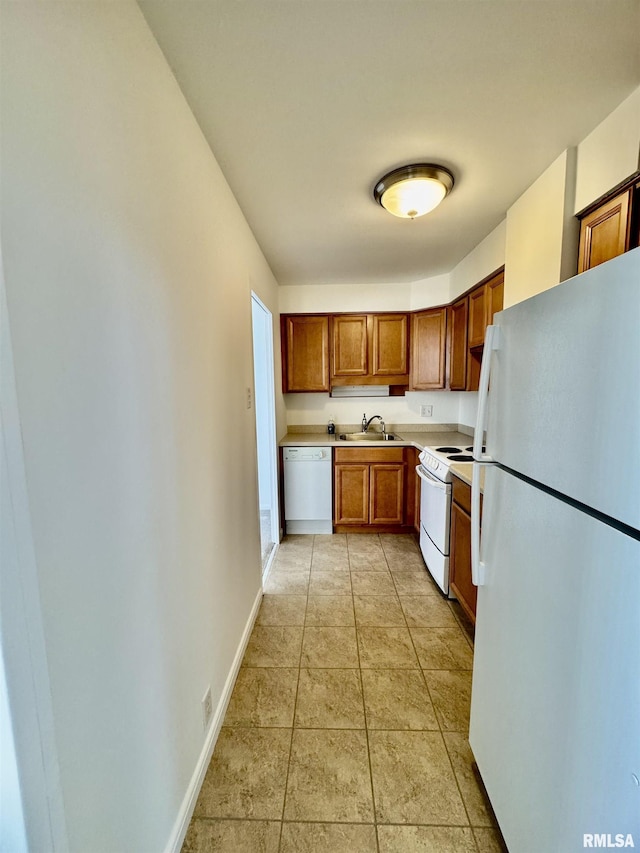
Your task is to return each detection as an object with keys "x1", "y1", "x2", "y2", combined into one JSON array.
[
  {"x1": 370, "y1": 313, "x2": 409, "y2": 377},
  {"x1": 467, "y1": 285, "x2": 486, "y2": 348},
  {"x1": 283, "y1": 315, "x2": 329, "y2": 392},
  {"x1": 578, "y1": 188, "x2": 632, "y2": 273},
  {"x1": 413, "y1": 450, "x2": 421, "y2": 533},
  {"x1": 369, "y1": 464, "x2": 404, "y2": 525},
  {"x1": 403, "y1": 447, "x2": 418, "y2": 530},
  {"x1": 487, "y1": 271, "x2": 504, "y2": 325},
  {"x1": 410, "y1": 308, "x2": 447, "y2": 390},
  {"x1": 466, "y1": 269, "x2": 504, "y2": 391},
  {"x1": 448, "y1": 298, "x2": 468, "y2": 391},
  {"x1": 449, "y1": 500, "x2": 477, "y2": 623},
  {"x1": 334, "y1": 464, "x2": 369, "y2": 524},
  {"x1": 331, "y1": 315, "x2": 368, "y2": 378}
]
